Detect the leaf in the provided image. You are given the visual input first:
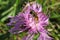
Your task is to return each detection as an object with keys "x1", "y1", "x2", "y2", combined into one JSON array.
[{"x1": 0, "y1": 9, "x2": 15, "y2": 22}]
